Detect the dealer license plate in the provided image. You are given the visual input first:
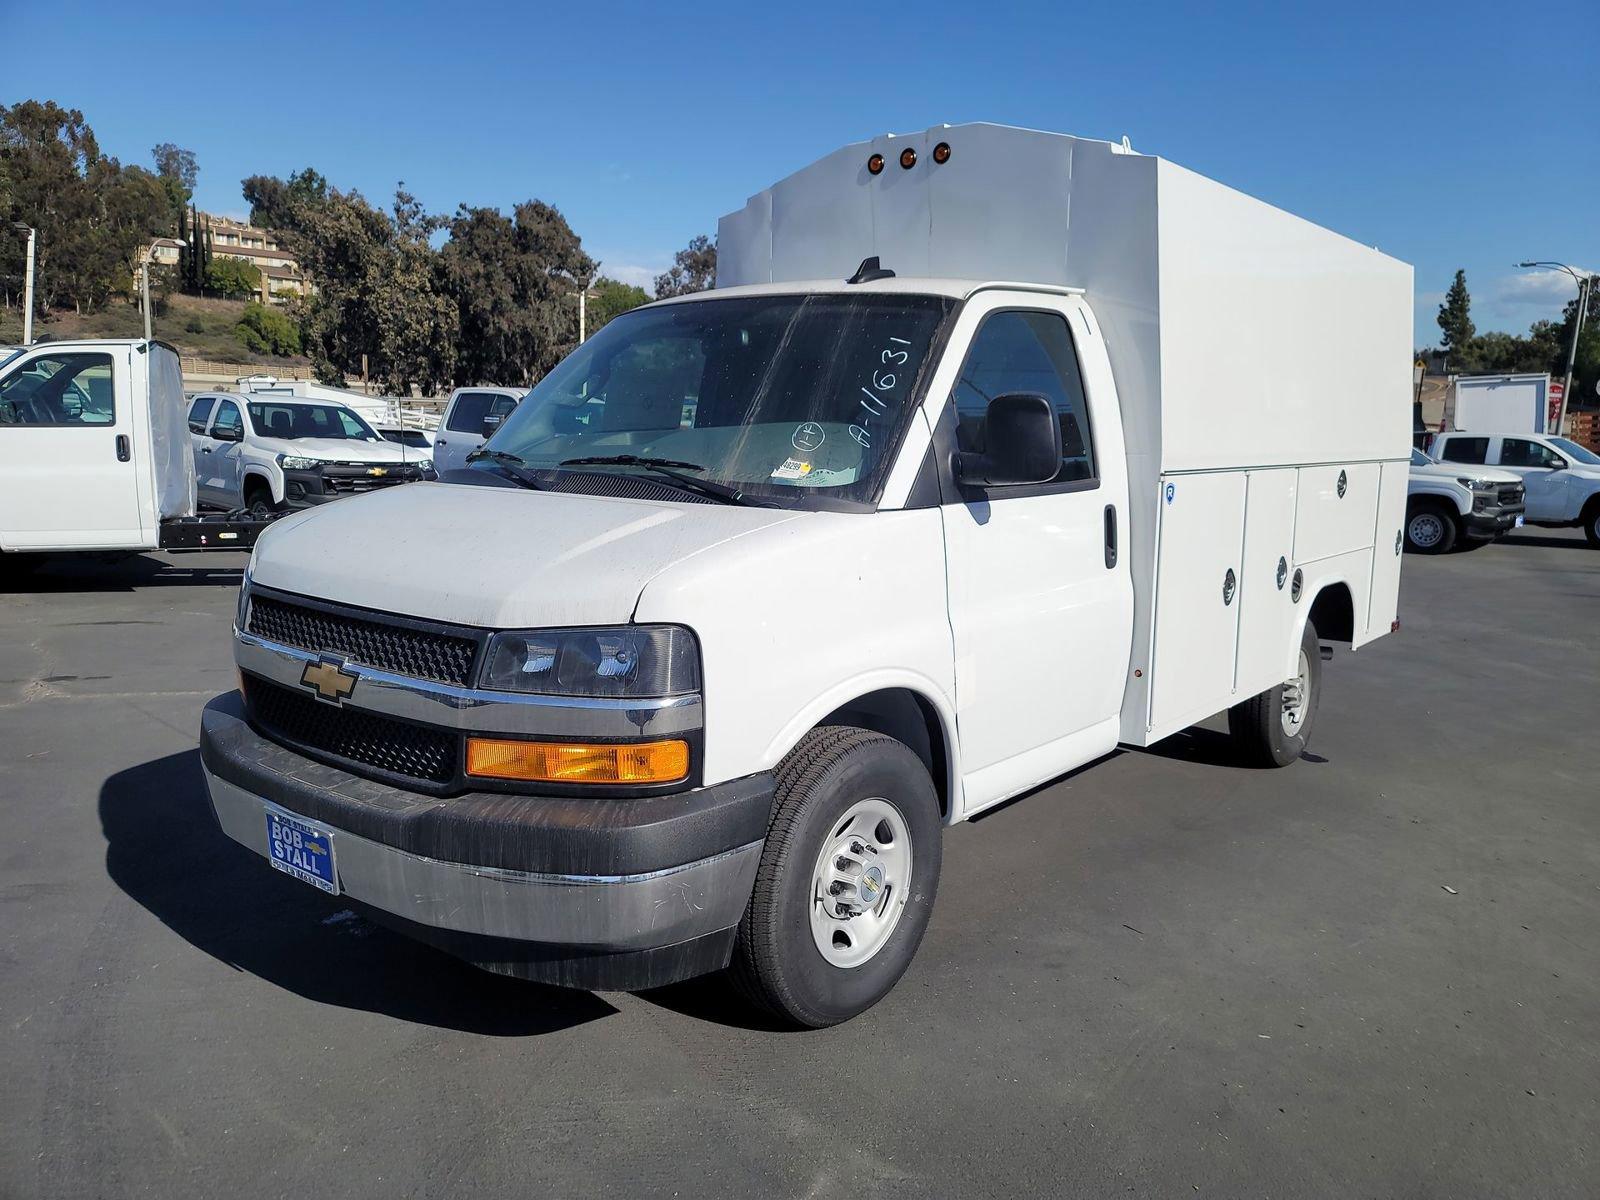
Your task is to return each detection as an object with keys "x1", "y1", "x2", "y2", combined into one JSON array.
[{"x1": 265, "y1": 807, "x2": 338, "y2": 894}]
